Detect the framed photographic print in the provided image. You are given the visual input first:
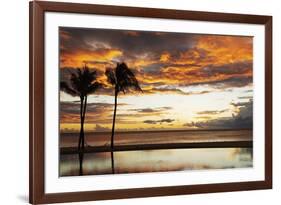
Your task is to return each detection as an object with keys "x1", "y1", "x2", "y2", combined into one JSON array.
[{"x1": 29, "y1": 1, "x2": 272, "y2": 204}]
